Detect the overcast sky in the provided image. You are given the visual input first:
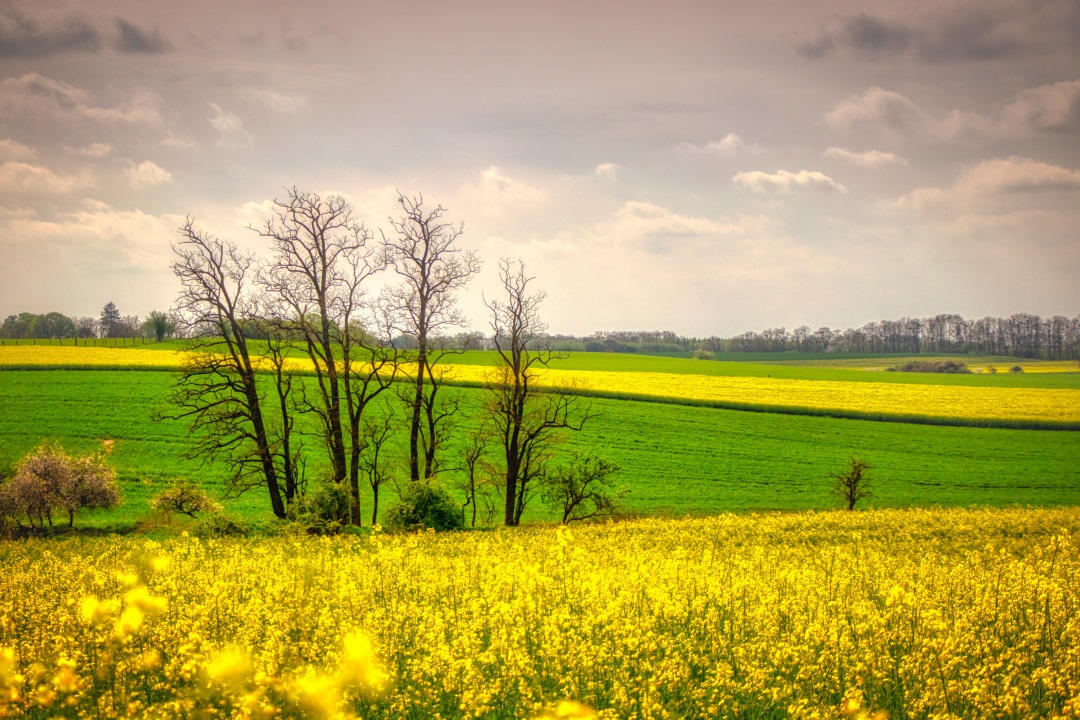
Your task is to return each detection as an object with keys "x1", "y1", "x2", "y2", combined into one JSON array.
[{"x1": 1, "y1": 0, "x2": 1078, "y2": 336}]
